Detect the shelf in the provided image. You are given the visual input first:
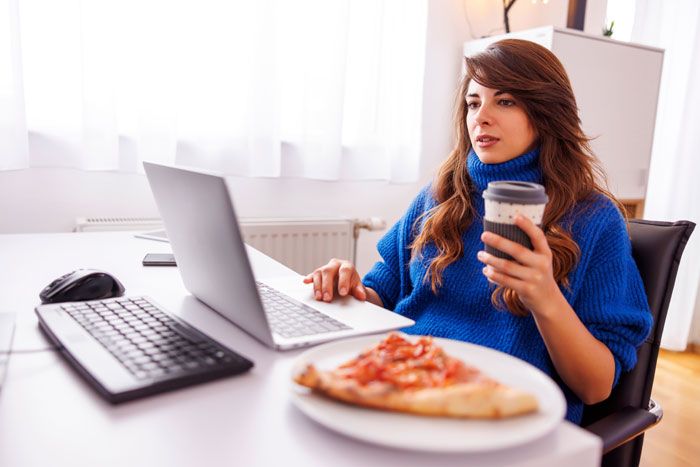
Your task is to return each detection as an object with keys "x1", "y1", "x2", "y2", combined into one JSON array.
[{"x1": 620, "y1": 199, "x2": 645, "y2": 219}]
